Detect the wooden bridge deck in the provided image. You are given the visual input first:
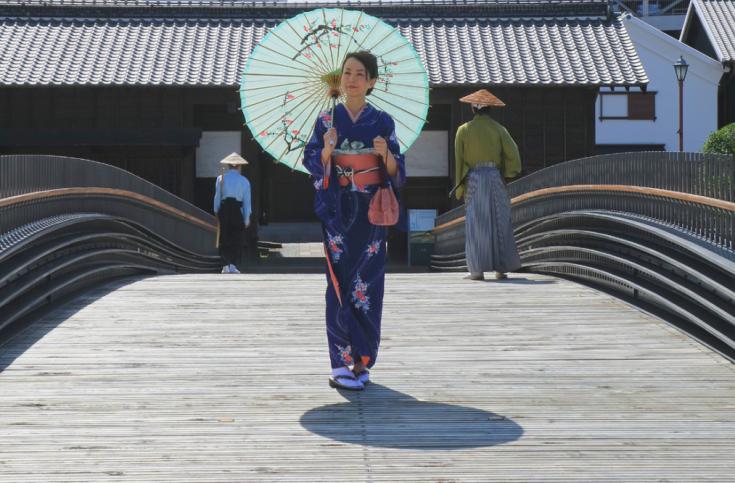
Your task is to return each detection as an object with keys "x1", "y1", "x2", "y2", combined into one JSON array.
[{"x1": 1, "y1": 273, "x2": 734, "y2": 482}]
